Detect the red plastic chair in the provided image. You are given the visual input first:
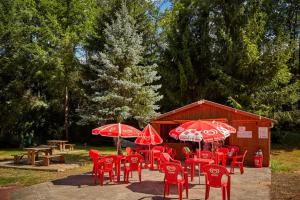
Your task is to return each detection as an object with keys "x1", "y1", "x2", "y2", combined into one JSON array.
[
  {"x1": 89, "y1": 149, "x2": 101, "y2": 183},
  {"x1": 158, "y1": 153, "x2": 181, "y2": 172},
  {"x1": 227, "y1": 145, "x2": 240, "y2": 160},
  {"x1": 124, "y1": 154, "x2": 144, "y2": 183},
  {"x1": 161, "y1": 162, "x2": 188, "y2": 200},
  {"x1": 198, "y1": 150, "x2": 213, "y2": 159},
  {"x1": 230, "y1": 150, "x2": 247, "y2": 174},
  {"x1": 164, "y1": 145, "x2": 177, "y2": 159},
  {"x1": 97, "y1": 155, "x2": 117, "y2": 186},
  {"x1": 202, "y1": 164, "x2": 231, "y2": 200},
  {"x1": 152, "y1": 146, "x2": 165, "y2": 169},
  {"x1": 126, "y1": 147, "x2": 133, "y2": 155},
  {"x1": 182, "y1": 146, "x2": 196, "y2": 159},
  {"x1": 216, "y1": 148, "x2": 229, "y2": 167}
]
